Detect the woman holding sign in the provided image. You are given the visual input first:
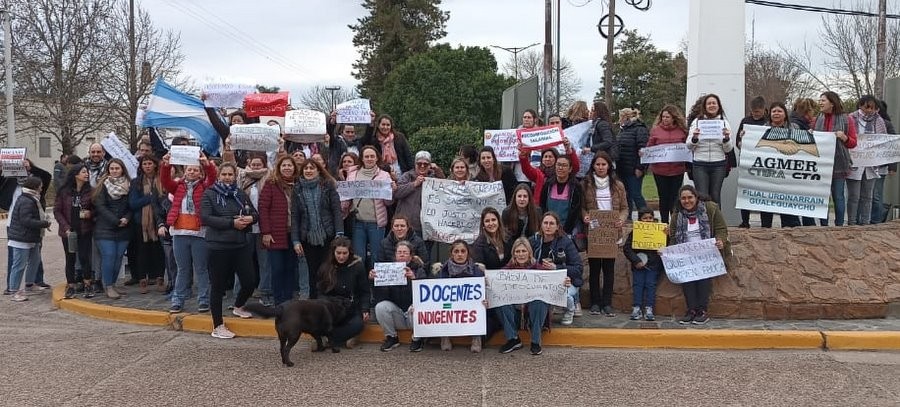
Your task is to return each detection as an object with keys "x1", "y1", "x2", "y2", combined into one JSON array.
[
  {"x1": 581, "y1": 152, "x2": 628, "y2": 317},
  {"x1": 370, "y1": 241, "x2": 428, "y2": 352},
  {"x1": 668, "y1": 185, "x2": 728, "y2": 325},
  {"x1": 815, "y1": 91, "x2": 858, "y2": 226},
  {"x1": 686, "y1": 94, "x2": 734, "y2": 205},
  {"x1": 292, "y1": 159, "x2": 343, "y2": 299},
  {"x1": 436, "y1": 240, "x2": 486, "y2": 353},
  {"x1": 342, "y1": 146, "x2": 394, "y2": 270},
  {"x1": 529, "y1": 213, "x2": 583, "y2": 326},
  {"x1": 645, "y1": 105, "x2": 688, "y2": 223},
  {"x1": 495, "y1": 237, "x2": 552, "y2": 355}
]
